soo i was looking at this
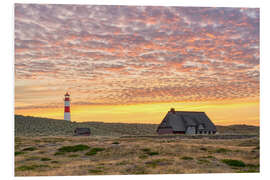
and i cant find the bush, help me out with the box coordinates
[40,158,51,161]
[141,148,159,156]
[147,151,159,156]
[197,159,210,164]
[139,154,148,159]
[57,144,90,153]
[200,147,207,151]
[181,156,193,160]
[16,164,49,171]
[88,169,103,173]
[246,164,259,169]
[221,159,246,167]
[22,147,37,151]
[112,141,119,144]
[200,155,215,159]
[54,151,65,156]
[215,148,231,153]
[15,151,25,156]
[92,147,105,152]
[85,147,105,156]
[141,148,151,152]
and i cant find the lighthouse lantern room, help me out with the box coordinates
[64,92,71,121]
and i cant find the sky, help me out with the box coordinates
[14,4,260,125]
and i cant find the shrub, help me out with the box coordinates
[51,161,59,164]
[16,164,49,171]
[139,154,148,159]
[15,151,25,156]
[215,148,231,153]
[200,155,215,159]
[85,147,105,156]
[57,144,90,152]
[200,147,207,151]
[40,158,51,161]
[141,148,151,152]
[221,159,246,167]
[141,148,159,156]
[112,141,119,144]
[26,156,41,161]
[116,160,129,165]
[246,164,259,169]
[197,159,210,164]
[85,150,97,156]
[92,147,105,152]
[54,152,65,156]
[88,169,103,173]
[181,156,193,160]
[147,151,159,156]
[22,147,37,151]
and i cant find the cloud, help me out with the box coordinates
[15,4,259,108]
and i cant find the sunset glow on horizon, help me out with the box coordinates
[15,4,259,125]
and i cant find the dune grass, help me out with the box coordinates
[57,144,90,153]
[15,136,260,176]
[85,147,105,156]
[221,159,246,167]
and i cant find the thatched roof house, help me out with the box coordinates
[157,108,216,135]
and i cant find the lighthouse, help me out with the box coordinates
[64,92,71,121]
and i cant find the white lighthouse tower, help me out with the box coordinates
[64,92,71,121]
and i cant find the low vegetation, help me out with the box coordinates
[15,136,260,176]
[145,159,171,168]
[57,144,90,153]
[15,151,25,156]
[181,156,194,160]
[15,115,259,136]
[16,164,49,171]
[88,169,103,174]
[214,148,232,153]
[22,147,37,151]
[14,116,260,176]
[141,148,159,156]
[221,159,246,167]
[40,158,51,161]
[85,147,105,156]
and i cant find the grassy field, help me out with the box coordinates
[15,136,259,176]
[15,115,259,136]
[14,115,260,176]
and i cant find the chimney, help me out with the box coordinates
[170,108,175,114]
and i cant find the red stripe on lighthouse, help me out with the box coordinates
[65,106,70,112]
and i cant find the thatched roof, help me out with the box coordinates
[157,110,216,132]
